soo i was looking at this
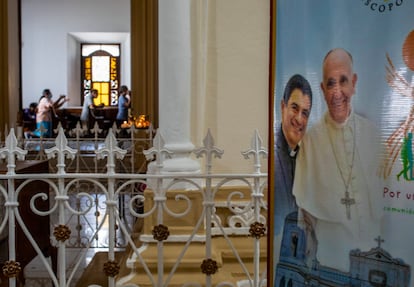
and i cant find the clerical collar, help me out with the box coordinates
[288,145,299,158]
[325,110,354,129]
[280,125,300,157]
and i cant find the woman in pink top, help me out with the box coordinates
[33,89,67,137]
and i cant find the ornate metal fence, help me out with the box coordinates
[0,127,268,287]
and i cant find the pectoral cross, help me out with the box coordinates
[341,191,355,220]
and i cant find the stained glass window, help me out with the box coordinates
[81,44,120,106]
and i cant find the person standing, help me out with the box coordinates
[33,89,67,138]
[80,89,99,130]
[116,85,131,127]
[292,48,382,271]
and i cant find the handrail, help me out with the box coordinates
[0,127,268,287]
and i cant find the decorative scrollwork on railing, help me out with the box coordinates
[0,129,27,172]
[226,189,253,215]
[161,179,203,218]
[211,206,222,227]
[129,192,152,218]
[249,221,266,239]
[143,131,172,171]
[194,129,224,173]
[53,224,71,242]
[163,193,193,218]
[258,181,269,210]
[152,224,170,241]
[228,207,266,229]
[241,129,268,174]
[2,260,21,278]
[103,260,120,277]
[0,128,268,287]
[63,178,107,215]
[116,179,148,219]
[11,178,57,217]
[96,129,127,174]
[0,184,8,235]
[200,258,218,275]
[45,126,77,174]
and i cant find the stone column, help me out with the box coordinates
[155,0,200,174]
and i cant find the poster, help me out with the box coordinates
[272,1,413,286]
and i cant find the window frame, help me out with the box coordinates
[80,43,121,107]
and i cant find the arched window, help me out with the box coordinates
[81,44,120,106]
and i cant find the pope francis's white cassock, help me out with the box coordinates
[293,111,382,271]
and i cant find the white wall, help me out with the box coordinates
[21,0,130,107]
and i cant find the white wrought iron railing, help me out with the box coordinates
[0,126,268,287]
[21,122,154,174]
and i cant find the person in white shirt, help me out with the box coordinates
[293,48,382,271]
[80,89,99,130]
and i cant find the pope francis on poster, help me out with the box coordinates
[292,48,383,272]
[274,1,414,286]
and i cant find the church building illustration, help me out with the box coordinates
[275,212,411,287]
